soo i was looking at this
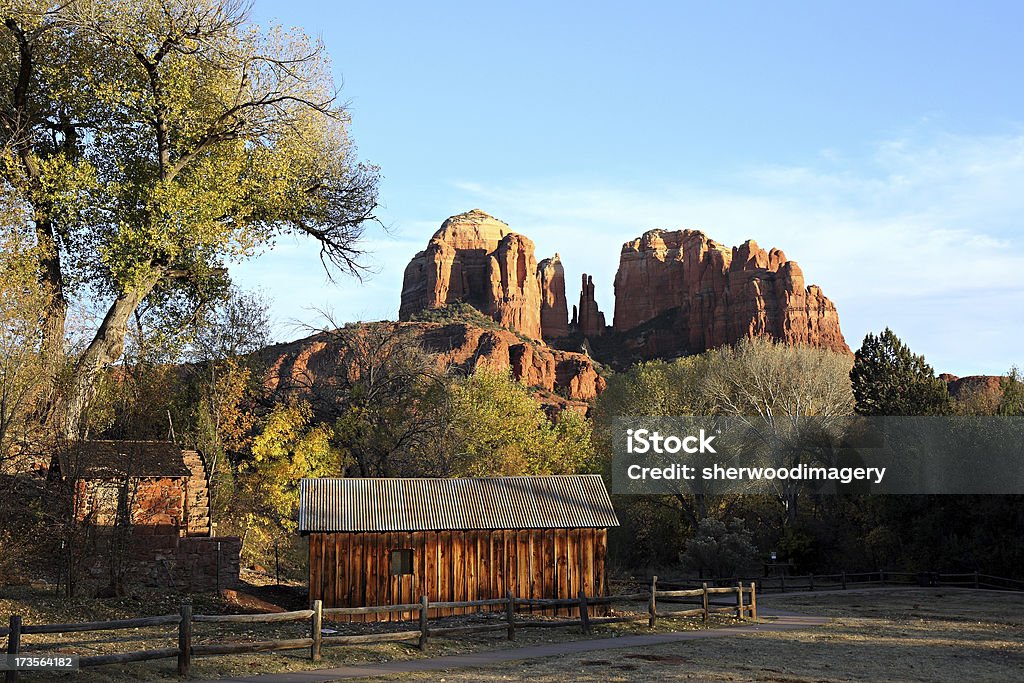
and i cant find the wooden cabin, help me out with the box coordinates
[300,475,619,620]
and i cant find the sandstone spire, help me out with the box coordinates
[538,254,569,339]
[576,273,606,338]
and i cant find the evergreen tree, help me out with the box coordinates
[850,328,952,416]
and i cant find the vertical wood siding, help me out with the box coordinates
[309,528,609,621]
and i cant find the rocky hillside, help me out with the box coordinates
[940,373,1006,412]
[259,318,605,413]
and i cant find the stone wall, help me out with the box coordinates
[129,534,241,592]
[85,531,241,593]
[74,476,187,536]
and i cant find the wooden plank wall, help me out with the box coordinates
[309,528,608,621]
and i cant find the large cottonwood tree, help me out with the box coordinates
[0,0,379,435]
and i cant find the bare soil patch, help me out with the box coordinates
[339,589,1023,683]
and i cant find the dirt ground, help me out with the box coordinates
[0,584,722,681]
[363,589,1024,683]
[2,587,1021,681]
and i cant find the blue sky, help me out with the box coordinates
[233,1,1024,376]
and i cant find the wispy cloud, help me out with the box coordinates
[450,130,1024,376]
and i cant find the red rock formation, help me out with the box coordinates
[941,374,1004,412]
[538,254,569,339]
[488,233,542,338]
[400,213,850,366]
[261,321,605,408]
[575,273,606,338]
[612,229,848,358]
[399,209,543,339]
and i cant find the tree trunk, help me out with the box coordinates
[6,17,74,428]
[784,486,799,528]
[59,275,162,438]
[37,226,68,377]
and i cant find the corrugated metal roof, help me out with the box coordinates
[298,475,619,532]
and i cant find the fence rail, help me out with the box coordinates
[2,579,753,681]
[5,568,1021,681]
[191,610,312,624]
[654,569,1024,594]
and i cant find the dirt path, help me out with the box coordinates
[191,610,827,683]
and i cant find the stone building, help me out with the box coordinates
[50,440,239,592]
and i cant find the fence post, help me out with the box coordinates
[578,590,590,634]
[311,599,322,662]
[842,571,847,590]
[974,571,980,590]
[505,590,515,640]
[177,604,192,677]
[879,569,885,584]
[701,582,709,624]
[736,582,745,620]
[648,575,658,629]
[808,574,814,591]
[5,615,22,683]
[274,540,280,586]
[780,574,785,593]
[418,595,429,650]
[749,582,757,622]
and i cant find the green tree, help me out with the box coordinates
[592,358,708,421]
[679,517,757,578]
[850,328,952,416]
[437,368,593,477]
[1,1,379,435]
[184,287,270,516]
[592,357,716,529]
[231,398,340,566]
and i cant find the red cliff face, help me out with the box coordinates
[612,229,849,358]
[399,210,543,340]
[537,254,570,339]
[400,213,850,377]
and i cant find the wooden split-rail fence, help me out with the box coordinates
[659,570,1024,594]
[2,578,754,681]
